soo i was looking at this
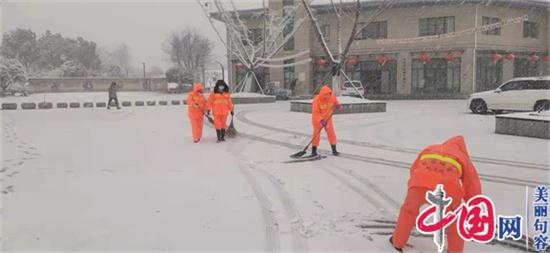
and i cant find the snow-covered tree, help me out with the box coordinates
[198,0,308,94]
[52,60,88,77]
[163,28,213,78]
[301,0,396,97]
[166,66,194,84]
[0,29,39,72]
[0,58,27,93]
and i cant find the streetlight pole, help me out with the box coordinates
[215,60,225,81]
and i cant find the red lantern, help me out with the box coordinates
[419,53,430,64]
[377,55,388,66]
[316,58,328,66]
[505,53,515,62]
[445,54,455,63]
[529,54,539,63]
[491,53,503,62]
[544,55,550,63]
[235,63,245,70]
[346,57,358,66]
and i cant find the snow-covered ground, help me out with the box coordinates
[1,99,548,252]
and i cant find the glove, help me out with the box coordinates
[231,110,234,116]
[320,119,327,127]
[334,104,343,110]
[206,110,211,116]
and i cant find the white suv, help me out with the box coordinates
[468,76,550,114]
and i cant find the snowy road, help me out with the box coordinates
[1,100,548,252]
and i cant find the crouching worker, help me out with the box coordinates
[187,83,207,143]
[311,85,342,156]
[207,80,233,142]
[390,135,481,253]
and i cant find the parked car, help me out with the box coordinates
[167,82,179,93]
[341,80,364,97]
[274,88,292,100]
[468,76,550,114]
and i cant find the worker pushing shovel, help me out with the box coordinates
[290,85,342,160]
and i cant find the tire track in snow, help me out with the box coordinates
[237,110,549,171]
[251,165,309,252]
[225,138,281,252]
[235,128,546,188]
[236,111,548,187]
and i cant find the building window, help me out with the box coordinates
[282,0,294,6]
[283,8,295,51]
[412,58,461,93]
[523,21,538,38]
[252,67,269,92]
[482,17,501,35]
[356,21,387,40]
[361,60,397,94]
[313,60,331,92]
[476,57,502,92]
[234,61,246,86]
[320,25,330,41]
[248,28,263,45]
[419,16,455,36]
[514,58,541,77]
[284,59,295,89]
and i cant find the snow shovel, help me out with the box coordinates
[225,114,238,138]
[290,112,334,158]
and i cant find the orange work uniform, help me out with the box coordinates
[187,83,207,142]
[207,92,233,130]
[392,135,481,253]
[311,86,340,147]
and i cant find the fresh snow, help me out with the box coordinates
[294,95,383,104]
[231,92,275,98]
[1,99,546,252]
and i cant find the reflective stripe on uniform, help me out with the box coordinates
[420,153,462,176]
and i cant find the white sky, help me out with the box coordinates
[0,0,265,71]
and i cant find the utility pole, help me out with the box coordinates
[472,4,479,93]
[142,62,146,80]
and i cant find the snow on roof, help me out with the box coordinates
[214,0,549,20]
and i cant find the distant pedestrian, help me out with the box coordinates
[107,82,120,110]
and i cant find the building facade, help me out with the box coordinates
[226,0,550,98]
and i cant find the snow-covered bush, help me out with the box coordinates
[0,58,27,95]
[52,60,88,77]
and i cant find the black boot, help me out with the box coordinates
[216,130,222,142]
[221,129,226,141]
[331,144,339,156]
[389,236,402,252]
[311,146,318,156]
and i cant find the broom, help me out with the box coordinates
[225,113,238,138]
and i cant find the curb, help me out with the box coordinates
[38,102,53,109]
[2,103,18,110]
[21,102,37,110]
